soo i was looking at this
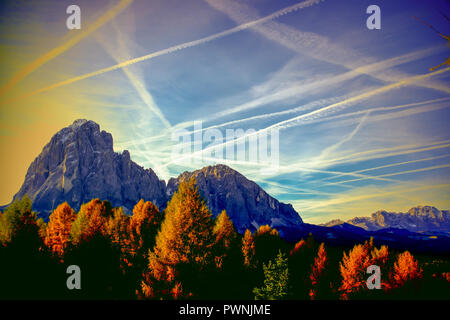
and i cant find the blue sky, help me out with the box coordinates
[0,0,449,223]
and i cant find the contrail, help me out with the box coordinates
[181,153,401,184]
[2,0,322,104]
[205,0,449,94]
[320,154,450,182]
[322,164,450,186]
[270,67,450,132]
[267,142,450,180]
[160,67,450,168]
[203,46,447,122]
[0,0,133,97]
[257,179,336,196]
[96,22,171,128]
[298,183,450,211]
[316,140,450,168]
[165,96,449,151]
[317,111,370,162]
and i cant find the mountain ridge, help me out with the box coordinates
[6,119,304,238]
[4,119,449,247]
[321,206,450,234]
[167,164,303,234]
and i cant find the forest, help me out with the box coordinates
[0,178,449,300]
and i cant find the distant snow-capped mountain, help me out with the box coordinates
[321,206,450,234]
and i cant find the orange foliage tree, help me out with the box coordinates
[339,243,371,298]
[254,224,279,237]
[242,229,256,268]
[309,243,328,299]
[339,238,394,298]
[129,199,162,258]
[70,199,110,244]
[106,207,129,247]
[392,251,422,287]
[213,210,237,269]
[140,178,214,299]
[45,202,76,256]
[370,245,389,267]
[253,225,282,263]
[105,207,131,268]
[290,239,306,256]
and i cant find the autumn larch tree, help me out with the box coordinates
[242,229,256,268]
[339,238,393,299]
[105,207,131,268]
[339,243,370,299]
[140,178,214,299]
[309,242,328,300]
[253,225,283,263]
[290,239,306,256]
[67,199,123,299]
[288,235,318,299]
[45,202,76,257]
[392,251,422,288]
[70,199,110,245]
[129,199,162,260]
[213,210,237,269]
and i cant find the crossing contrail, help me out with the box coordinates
[160,67,450,168]
[2,0,322,104]
[0,0,133,97]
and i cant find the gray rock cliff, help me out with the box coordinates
[166,164,303,234]
[13,119,167,215]
[11,120,303,238]
[322,206,450,233]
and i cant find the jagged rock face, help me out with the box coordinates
[166,164,303,234]
[13,119,167,215]
[12,119,304,238]
[342,206,450,233]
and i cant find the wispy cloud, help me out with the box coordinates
[322,164,450,186]
[297,183,450,212]
[0,0,133,97]
[96,20,171,129]
[204,0,449,94]
[320,154,450,181]
[296,181,450,223]
[2,0,323,105]
[160,67,450,169]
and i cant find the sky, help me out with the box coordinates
[0,0,449,223]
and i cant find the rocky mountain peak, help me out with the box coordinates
[9,120,303,239]
[13,120,166,215]
[167,164,303,235]
[407,205,441,217]
[324,206,450,233]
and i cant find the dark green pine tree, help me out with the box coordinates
[253,250,290,300]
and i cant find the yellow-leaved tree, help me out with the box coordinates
[213,210,237,269]
[129,199,162,259]
[140,178,214,299]
[242,229,256,268]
